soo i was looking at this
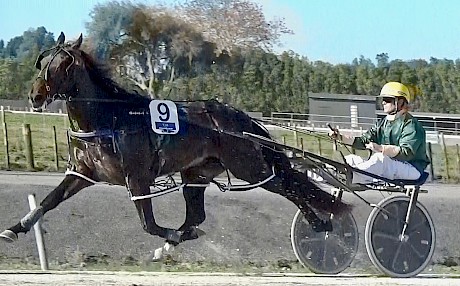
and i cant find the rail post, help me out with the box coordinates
[427,142,434,182]
[22,124,34,170]
[293,126,298,147]
[456,144,460,180]
[28,194,48,270]
[1,106,10,169]
[441,133,450,181]
[52,126,59,171]
[317,137,322,156]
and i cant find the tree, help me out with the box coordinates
[86,1,137,60]
[17,27,55,59]
[110,7,207,98]
[376,53,389,69]
[0,40,4,58]
[178,0,292,55]
[353,56,375,95]
[4,36,23,58]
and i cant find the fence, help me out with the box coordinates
[269,112,460,137]
[1,108,460,182]
[0,107,68,171]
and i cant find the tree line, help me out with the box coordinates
[0,0,459,115]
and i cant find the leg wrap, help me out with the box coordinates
[20,207,44,231]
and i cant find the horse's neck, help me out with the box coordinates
[67,82,114,132]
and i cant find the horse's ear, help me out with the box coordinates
[72,33,83,49]
[57,32,65,46]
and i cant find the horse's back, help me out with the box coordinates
[177,100,255,133]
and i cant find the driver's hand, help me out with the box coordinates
[328,129,341,141]
[365,142,382,152]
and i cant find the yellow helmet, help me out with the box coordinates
[379,82,414,103]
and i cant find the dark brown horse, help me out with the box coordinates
[0,32,349,258]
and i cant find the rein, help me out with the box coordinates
[67,96,133,103]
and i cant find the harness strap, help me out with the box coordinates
[65,167,276,201]
[68,129,114,138]
[65,169,101,185]
[215,172,276,192]
[129,183,210,201]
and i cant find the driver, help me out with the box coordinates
[329,82,430,184]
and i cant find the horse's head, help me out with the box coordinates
[29,32,84,111]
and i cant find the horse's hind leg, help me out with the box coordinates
[0,174,93,242]
[220,142,333,232]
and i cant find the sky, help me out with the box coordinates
[1,0,460,64]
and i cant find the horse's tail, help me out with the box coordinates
[250,118,352,215]
[285,166,352,215]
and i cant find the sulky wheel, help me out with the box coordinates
[365,195,436,278]
[290,208,359,274]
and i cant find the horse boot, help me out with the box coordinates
[150,242,176,262]
[150,229,181,262]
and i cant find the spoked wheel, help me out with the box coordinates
[365,195,436,278]
[290,208,359,274]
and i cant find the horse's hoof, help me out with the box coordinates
[0,230,18,243]
[194,227,206,237]
[180,227,206,242]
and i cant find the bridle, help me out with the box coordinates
[34,43,76,103]
[34,45,132,105]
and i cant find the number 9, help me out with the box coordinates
[157,103,170,121]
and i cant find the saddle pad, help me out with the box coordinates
[149,100,179,134]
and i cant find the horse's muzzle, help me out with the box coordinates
[29,93,46,112]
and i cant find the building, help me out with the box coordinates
[308,93,377,129]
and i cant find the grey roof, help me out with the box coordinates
[309,92,375,101]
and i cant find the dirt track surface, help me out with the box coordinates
[1,171,460,279]
[1,271,460,286]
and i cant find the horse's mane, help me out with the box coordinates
[78,50,150,105]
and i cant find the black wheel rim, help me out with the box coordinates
[292,211,358,274]
[369,200,434,275]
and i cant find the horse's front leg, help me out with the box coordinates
[178,186,207,242]
[132,195,182,243]
[132,189,183,262]
[129,178,183,247]
[177,161,224,243]
[0,174,93,242]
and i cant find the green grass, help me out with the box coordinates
[1,250,459,275]
[0,111,458,182]
[0,111,69,172]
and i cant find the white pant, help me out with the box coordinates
[345,153,421,184]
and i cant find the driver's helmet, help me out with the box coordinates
[379,82,414,103]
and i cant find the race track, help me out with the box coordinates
[1,271,460,286]
[0,171,460,285]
